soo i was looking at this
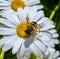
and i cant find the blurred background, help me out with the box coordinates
[0,0,60,59]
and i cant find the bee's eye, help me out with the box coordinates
[31,22,37,27]
[31,23,35,26]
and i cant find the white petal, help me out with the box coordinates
[30,10,44,22]
[53,33,59,38]
[2,13,20,25]
[0,18,16,28]
[57,57,60,59]
[1,8,14,15]
[40,25,55,30]
[29,5,44,10]
[2,35,18,52]
[40,35,51,42]
[49,42,55,47]
[17,8,26,22]
[19,42,26,56]
[48,29,57,34]
[0,0,10,4]
[19,41,31,57]
[37,17,49,24]
[34,40,47,52]
[30,43,40,57]
[37,31,52,39]
[0,9,7,14]
[36,34,51,42]
[28,7,37,20]
[0,27,16,35]
[12,38,23,54]
[0,3,9,6]
[0,7,10,9]
[23,7,30,15]
[40,20,53,26]
[33,5,44,9]
[36,35,53,47]
[47,47,55,54]
[24,48,31,57]
[25,0,40,6]
[50,39,59,45]
[0,36,15,45]
[36,10,44,21]
[45,50,49,55]
[53,51,60,58]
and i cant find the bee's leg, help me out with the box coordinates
[37,25,43,29]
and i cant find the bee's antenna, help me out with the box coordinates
[26,14,30,23]
[26,17,29,23]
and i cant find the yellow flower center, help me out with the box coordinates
[11,0,25,11]
[16,22,36,38]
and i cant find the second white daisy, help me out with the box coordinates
[0,0,43,14]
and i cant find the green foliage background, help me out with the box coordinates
[0,0,60,59]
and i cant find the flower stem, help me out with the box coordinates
[0,46,4,59]
[49,4,60,20]
[0,51,4,59]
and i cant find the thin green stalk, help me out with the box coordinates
[0,51,4,59]
[0,46,4,59]
[49,4,59,20]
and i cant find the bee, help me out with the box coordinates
[25,22,37,35]
[25,18,42,36]
[24,17,52,39]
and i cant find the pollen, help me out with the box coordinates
[16,22,28,38]
[11,0,25,11]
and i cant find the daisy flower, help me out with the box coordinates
[44,48,60,59]
[0,7,59,58]
[0,0,43,14]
